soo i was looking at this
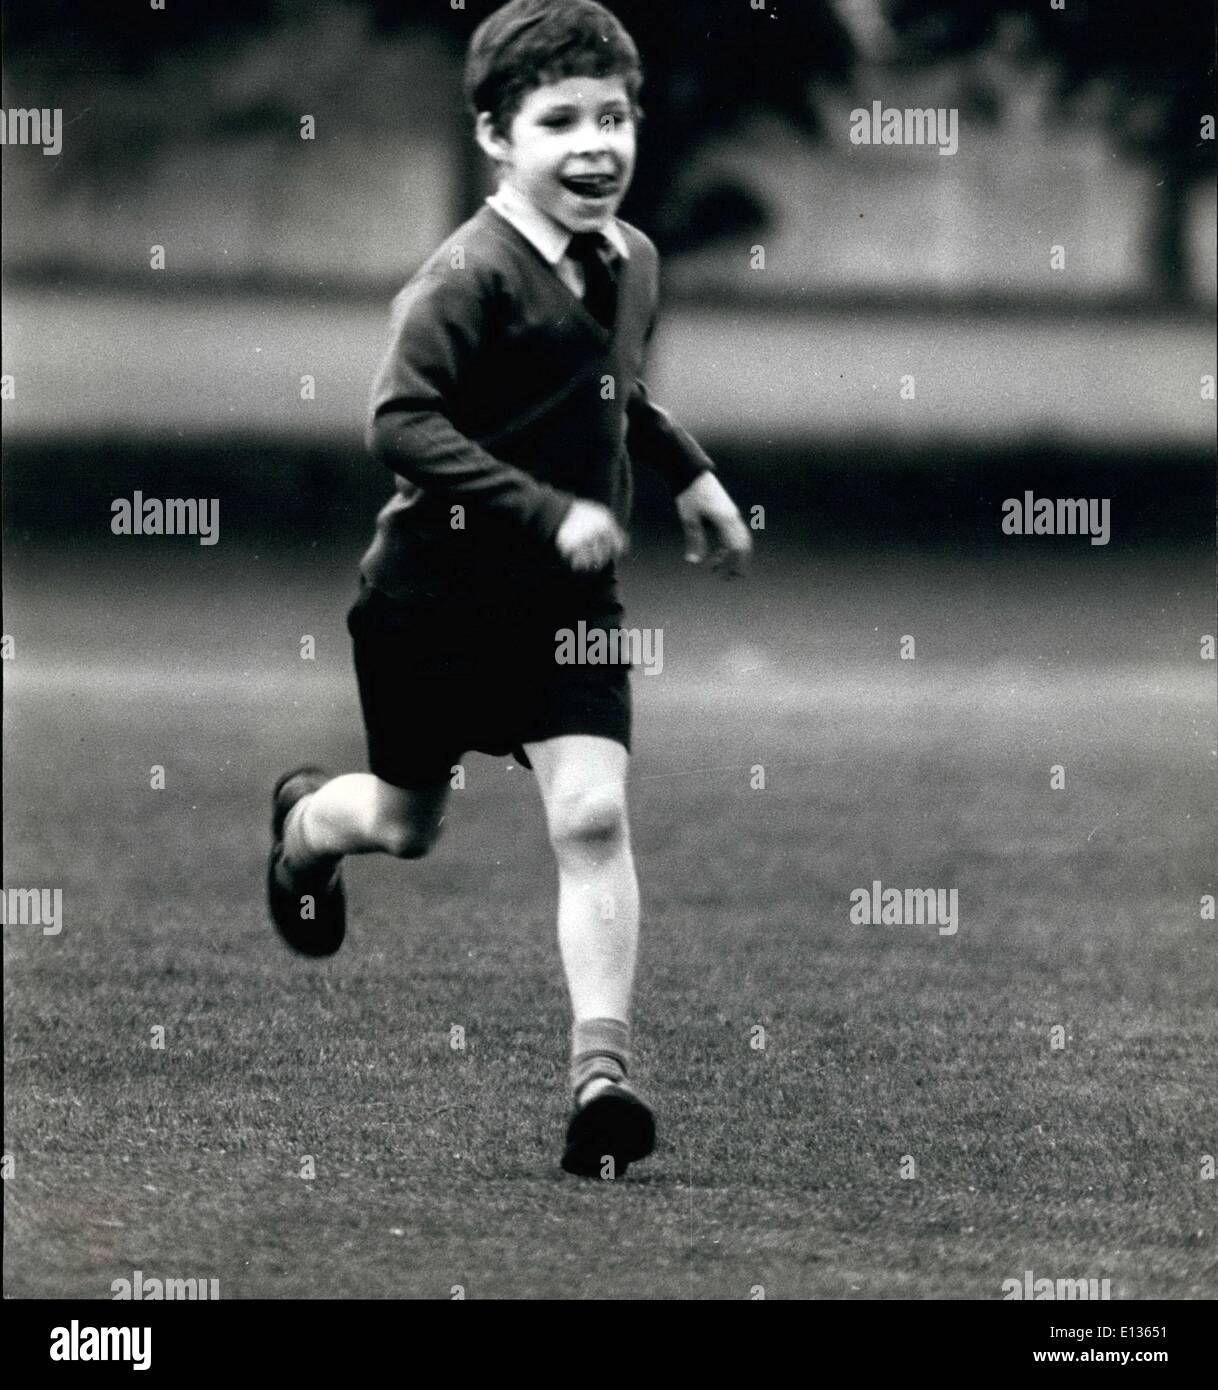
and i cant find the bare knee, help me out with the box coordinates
[548,788,627,862]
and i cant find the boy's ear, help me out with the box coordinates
[474,111,509,163]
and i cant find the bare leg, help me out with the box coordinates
[285,773,450,868]
[525,732,641,1118]
[524,735,638,1023]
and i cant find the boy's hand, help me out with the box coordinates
[555,499,629,573]
[675,472,752,577]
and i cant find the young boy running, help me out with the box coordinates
[267,0,751,1178]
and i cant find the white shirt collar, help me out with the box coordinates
[487,181,630,265]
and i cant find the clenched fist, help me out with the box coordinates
[555,499,628,573]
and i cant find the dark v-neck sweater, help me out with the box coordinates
[362,202,714,602]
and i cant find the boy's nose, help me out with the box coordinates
[572,121,613,154]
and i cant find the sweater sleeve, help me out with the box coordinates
[625,306,715,498]
[366,268,575,543]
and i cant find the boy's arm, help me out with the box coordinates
[626,310,752,576]
[624,375,716,498]
[367,269,575,543]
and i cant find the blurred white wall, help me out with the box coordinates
[2,287,1211,450]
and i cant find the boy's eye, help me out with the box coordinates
[538,112,630,131]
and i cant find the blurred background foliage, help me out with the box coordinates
[3,0,1214,303]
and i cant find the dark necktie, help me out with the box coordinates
[566,231,618,331]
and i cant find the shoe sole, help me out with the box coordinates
[266,848,346,957]
[268,767,346,957]
[561,1088,656,1178]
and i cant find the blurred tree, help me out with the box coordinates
[885,0,1217,302]
[0,0,279,77]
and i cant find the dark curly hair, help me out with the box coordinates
[465,0,644,138]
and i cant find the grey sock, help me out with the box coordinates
[570,1017,631,1100]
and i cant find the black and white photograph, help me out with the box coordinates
[2,0,1215,1344]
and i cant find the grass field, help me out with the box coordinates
[3,540,1216,1299]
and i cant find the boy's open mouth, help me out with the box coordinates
[560,173,617,199]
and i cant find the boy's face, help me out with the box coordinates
[481,75,637,234]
